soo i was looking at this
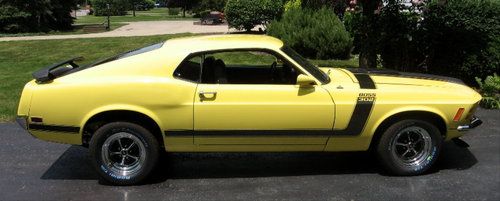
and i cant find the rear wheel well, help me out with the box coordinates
[369,111,447,151]
[82,110,163,147]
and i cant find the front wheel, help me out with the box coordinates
[376,119,442,175]
[89,122,159,185]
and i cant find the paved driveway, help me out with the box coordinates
[0,109,498,201]
[0,21,232,41]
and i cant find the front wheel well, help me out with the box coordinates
[82,110,163,147]
[369,111,447,151]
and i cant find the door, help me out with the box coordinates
[193,49,335,145]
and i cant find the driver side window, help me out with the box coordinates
[201,50,299,85]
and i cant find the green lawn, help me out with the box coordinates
[310,56,359,68]
[0,23,127,37]
[75,8,195,24]
[0,33,358,121]
[0,8,192,37]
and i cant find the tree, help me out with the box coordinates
[91,0,129,16]
[225,0,283,31]
[197,0,227,12]
[166,0,200,17]
[131,0,140,16]
[128,0,154,16]
[0,0,77,33]
[301,0,349,19]
[376,0,423,72]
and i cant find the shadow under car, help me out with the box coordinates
[40,141,478,183]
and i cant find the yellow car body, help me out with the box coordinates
[17,34,482,153]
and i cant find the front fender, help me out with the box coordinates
[368,105,450,139]
[325,105,450,152]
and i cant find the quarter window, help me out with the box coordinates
[174,55,202,82]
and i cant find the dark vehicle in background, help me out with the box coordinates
[201,11,225,25]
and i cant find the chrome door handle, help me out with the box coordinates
[199,91,217,99]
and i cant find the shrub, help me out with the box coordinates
[91,0,129,16]
[419,0,500,84]
[284,0,301,12]
[0,0,77,33]
[267,7,352,59]
[225,0,283,31]
[168,7,181,15]
[475,74,500,109]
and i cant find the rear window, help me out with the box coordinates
[57,42,164,78]
[88,42,164,67]
[115,42,164,60]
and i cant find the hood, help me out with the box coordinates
[319,67,481,104]
[341,68,465,87]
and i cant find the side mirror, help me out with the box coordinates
[296,74,317,86]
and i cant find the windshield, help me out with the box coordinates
[281,46,330,84]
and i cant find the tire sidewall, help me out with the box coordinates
[89,122,159,185]
[377,120,442,175]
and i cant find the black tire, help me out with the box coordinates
[89,122,159,185]
[376,119,442,175]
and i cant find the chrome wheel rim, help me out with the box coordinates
[391,126,432,167]
[101,132,146,177]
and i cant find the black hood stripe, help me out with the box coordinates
[343,68,465,85]
[353,74,376,89]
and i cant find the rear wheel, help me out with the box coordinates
[89,122,159,185]
[376,119,442,175]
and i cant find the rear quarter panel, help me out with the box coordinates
[26,50,194,145]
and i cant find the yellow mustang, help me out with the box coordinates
[17,35,482,185]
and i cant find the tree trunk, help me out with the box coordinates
[183,3,186,18]
[133,5,136,17]
[358,0,381,69]
[359,50,377,69]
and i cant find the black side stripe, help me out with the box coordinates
[165,130,332,137]
[164,94,376,137]
[353,74,376,89]
[332,95,375,135]
[29,124,80,134]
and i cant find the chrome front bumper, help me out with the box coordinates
[457,116,483,131]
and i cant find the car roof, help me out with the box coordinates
[162,34,284,53]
